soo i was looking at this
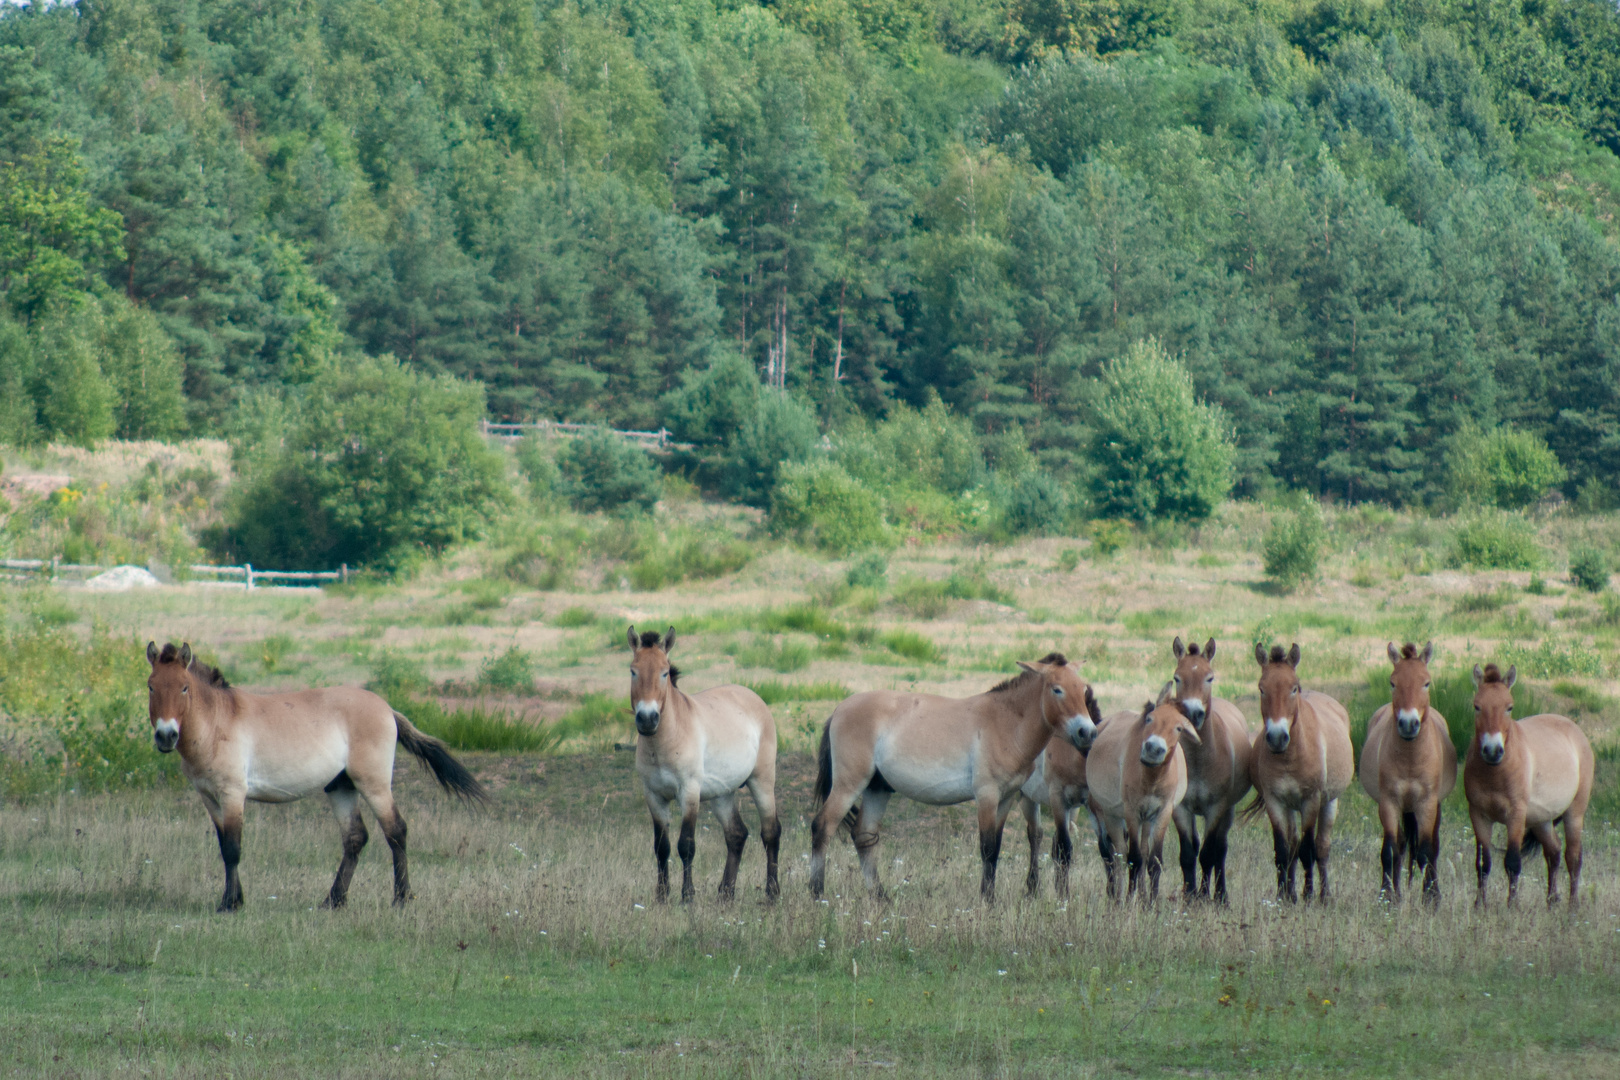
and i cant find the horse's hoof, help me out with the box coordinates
[320,896,345,910]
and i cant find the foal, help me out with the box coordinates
[628,627,780,903]
[1086,693,1203,902]
[1465,664,1594,908]
[1017,726,1098,898]
[1246,643,1354,903]
[1360,642,1456,904]
[148,642,485,912]
[1166,637,1252,901]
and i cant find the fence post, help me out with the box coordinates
[50,556,59,582]
[340,563,349,585]
[244,563,254,591]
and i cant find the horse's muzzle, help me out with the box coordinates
[1139,735,1169,766]
[1181,699,1207,729]
[1479,734,1506,765]
[634,707,661,737]
[1264,723,1290,754]
[153,731,178,753]
[1396,709,1422,740]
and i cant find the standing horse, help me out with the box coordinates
[1086,694,1202,902]
[1166,637,1252,901]
[811,654,1101,903]
[1245,643,1354,903]
[1465,663,1594,908]
[1017,727,1098,899]
[1360,642,1457,904]
[628,627,780,904]
[147,642,485,912]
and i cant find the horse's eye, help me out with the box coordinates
[1204,675,1214,683]
[661,671,669,680]
[1052,687,1064,696]
[181,686,188,694]
[630,668,637,677]
[1423,682,1430,690]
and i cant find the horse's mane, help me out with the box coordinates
[1398,642,1420,660]
[157,642,231,689]
[1266,645,1288,664]
[636,631,680,686]
[1185,641,1206,657]
[1480,663,1504,684]
[990,652,1068,693]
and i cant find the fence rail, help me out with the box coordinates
[0,558,349,590]
[480,418,692,451]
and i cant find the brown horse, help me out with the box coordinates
[811,654,1101,902]
[1017,730,1096,898]
[628,627,780,904]
[1465,663,1594,908]
[1086,693,1202,902]
[1360,642,1457,904]
[147,642,485,912]
[1245,643,1354,903]
[1167,636,1252,901]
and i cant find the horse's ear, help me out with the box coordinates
[1254,641,1268,668]
[1472,664,1484,688]
[146,641,158,666]
[1504,665,1517,689]
[1085,685,1103,725]
[1172,636,1185,660]
[1178,719,1203,746]
[1287,643,1300,669]
[627,626,639,651]
[1016,660,1040,674]
[1204,638,1217,662]
[662,626,676,653]
[1420,641,1434,666]
[179,642,193,668]
[1154,680,1174,706]
[1140,701,1155,724]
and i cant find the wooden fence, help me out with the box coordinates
[479,418,692,451]
[0,559,350,590]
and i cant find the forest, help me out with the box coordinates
[4,0,1620,523]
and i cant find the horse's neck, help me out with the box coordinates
[994,681,1052,757]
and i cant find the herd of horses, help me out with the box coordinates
[143,629,1596,914]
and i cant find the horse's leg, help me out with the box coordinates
[1530,821,1561,906]
[1265,799,1296,903]
[1147,810,1175,904]
[645,791,673,903]
[1089,807,1119,901]
[854,787,892,900]
[1125,830,1144,901]
[677,789,701,904]
[1503,817,1527,907]
[1172,803,1199,899]
[711,794,746,903]
[1564,814,1584,911]
[1418,800,1442,907]
[1050,800,1074,900]
[1308,795,1337,902]
[744,772,780,903]
[321,774,368,910]
[212,793,246,913]
[1377,798,1402,902]
[1020,796,1042,898]
[1200,805,1235,903]
[976,791,1013,904]
[1470,809,1493,908]
[810,775,866,901]
[353,777,411,907]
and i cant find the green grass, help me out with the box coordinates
[879,630,942,664]
[733,636,814,673]
[741,680,851,705]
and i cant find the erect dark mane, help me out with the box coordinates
[156,642,231,688]
[1480,663,1504,684]
[1399,642,1419,660]
[1268,645,1287,664]
[989,653,1069,694]
[639,630,663,648]
[1186,641,1204,657]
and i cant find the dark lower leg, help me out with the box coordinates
[1200,826,1230,901]
[1299,830,1318,901]
[1176,820,1199,897]
[215,819,244,912]
[653,822,671,903]
[1504,843,1522,905]
[979,824,1004,903]
[1147,841,1164,902]
[1272,828,1291,901]
[1126,840,1143,899]
[381,812,410,906]
[1097,828,1118,900]
[1380,833,1399,900]
[323,813,369,909]
[1024,809,1042,897]
[678,818,697,903]
[1052,820,1074,898]
[718,812,748,902]
[1474,839,1492,906]
[761,816,781,902]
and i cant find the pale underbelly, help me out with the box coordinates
[873,754,978,806]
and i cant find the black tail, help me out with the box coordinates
[394,712,489,803]
[1237,791,1267,826]
[814,722,859,835]
[1402,811,1420,881]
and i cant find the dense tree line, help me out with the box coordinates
[3,0,1620,509]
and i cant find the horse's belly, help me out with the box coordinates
[873,754,976,806]
[699,740,758,799]
[245,742,347,803]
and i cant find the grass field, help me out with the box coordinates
[3,498,1620,1076]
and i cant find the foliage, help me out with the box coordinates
[214,357,508,570]
[1446,425,1569,510]
[723,391,820,506]
[880,629,943,663]
[846,552,889,589]
[478,647,536,693]
[770,460,889,555]
[1499,640,1605,679]
[1448,514,1544,570]
[741,680,851,704]
[1087,340,1233,523]
[1087,519,1131,557]
[997,469,1071,535]
[1568,546,1611,593]
[556,429,662,515]
[1262,495,1326,592]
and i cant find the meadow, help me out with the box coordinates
[2,485,1620,1076]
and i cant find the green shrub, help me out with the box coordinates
[626,527,754,589]
[1445,424,1567,510]
[369,652,433,699]
[557,427,663,514]
[999,470,1070,535]
[216,356,508,570]
[514,433,564,507]
[1087,519,1131,557]
[1087,339,1234,523]
[1449,514,1543,570]
[1262,495,1325,591]
[555,606,598,628]
[1499,640,1604,679]
[724,390,819,506]
[663,351,760,449]
[742,680,851,704]
[836,394,986,496]
[893,576,951,618]
[881,629,943,663]
[97,296,188,440]
[770,460,889,555]
[478,646,536,692]
[735,636,814,673]
[1568,546,1610,593]
[846,552,889,589]
[944,564,1012,605]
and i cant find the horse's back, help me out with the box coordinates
[1519,714,1594,823]
[690,684,776,742]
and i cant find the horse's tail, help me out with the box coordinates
[394,712,489,804]
[813,721,862,838]
[1237,790,1267,826]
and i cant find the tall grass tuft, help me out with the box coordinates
[742,680,851,705]
[880,630,943,663]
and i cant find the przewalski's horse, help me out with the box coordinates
[1465,663,1594,909]
[811,654,1100,903]
[1244,643,1354,903]
[1166,636,1252,902]
[1017,725,1099,899]
[1086,693,1202,902]
[147,642,485,913]
[628,627,780,904]
[1360,642,1457,904]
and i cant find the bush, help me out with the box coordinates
[556,427,663,514]
[1445,424,1567,510]
[215,356,509,570]
[1263,495,1325,591]
[742,680,851,704]
[1568,546,1610,593]
[663,351,760,448]
[770,460,889,555]
[880,629,943,663]
[1088,339,1234,523]
[837,394,986,496]
[846,552,889,589]
[1449,514,1543,570]
[626,525,754,589]
[724,390,819,505]
[477,647,536,692]
[1499,639,1604,679]
[96,297,188,440]
[999,470,1070,535]
[1087,519,1131,557]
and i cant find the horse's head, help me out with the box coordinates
[1016,653,1103,752]
[1471,662,1518,766]
[1387,641,1434,740]
[1170,636,1218,729]
[627,625,678,737]
[1255,641,1303,753]
[1136,693,1201,768]
[146,641,197,753]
